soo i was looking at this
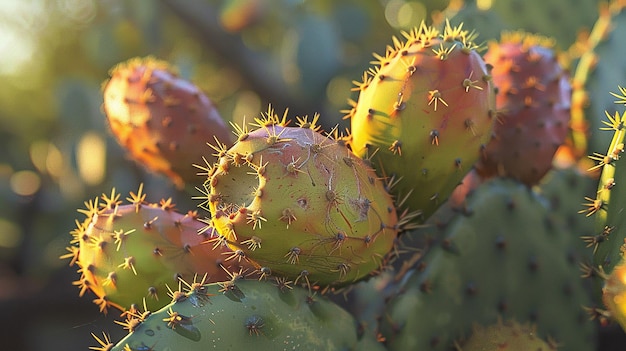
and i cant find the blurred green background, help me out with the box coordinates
[0,0,611,349]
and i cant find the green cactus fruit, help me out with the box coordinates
[102,278,385,351]
[345,20,496,223]
[102,56,233,189]
[380,178,595,351]
[475,31,571,186]
[62,185,258,313]
[200,109,399,287]
[456,319,557,351]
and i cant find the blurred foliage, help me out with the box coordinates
[0,0,614,349]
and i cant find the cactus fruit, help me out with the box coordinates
[102,57,233,189]
[577,86,626,330]
[456,319,557,351]
[106,278,385,351]
[201,109,399,286]
[345,21,496,223]
[62,185,257,313]
[475,31,571,186]
[379,178,595,351]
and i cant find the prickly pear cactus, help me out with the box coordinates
[379,178,595,351]
[62,186,257,312]
[345,21,496,222]
[582,87,626,275]
[201,109,399,286]
[476,31,571,186]
[101,278,385,351]
[102,56,233,188]
[579,86,626,330]
[456,319,557,351]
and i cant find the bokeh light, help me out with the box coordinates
[9,170,41,196]
[76,131,106,186]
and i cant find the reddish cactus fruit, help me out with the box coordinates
[346,21,496,223]
[201,108,399,286]
[63,185,257,313]
[476,31,571,186]
[102,57,233,188]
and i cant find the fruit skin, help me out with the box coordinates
[102,56,233,188]
[346,21,496,223]
[476,31,571,186]
[202,111,399,286]
[457,319,557,351]
[379,178,594,351]
[107,278,385,351]
[62,186,257,313]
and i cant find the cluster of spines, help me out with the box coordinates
[342,20,484,122]
[63,186,152,312]
[578,86,626,328]
[579,87,625,249]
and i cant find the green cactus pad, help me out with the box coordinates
[201,111,399,286]
[62,186,257,313]
[380,178,595,351]
[106,278,385,351]
[581,87,626,275]
[346,20,496,223]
